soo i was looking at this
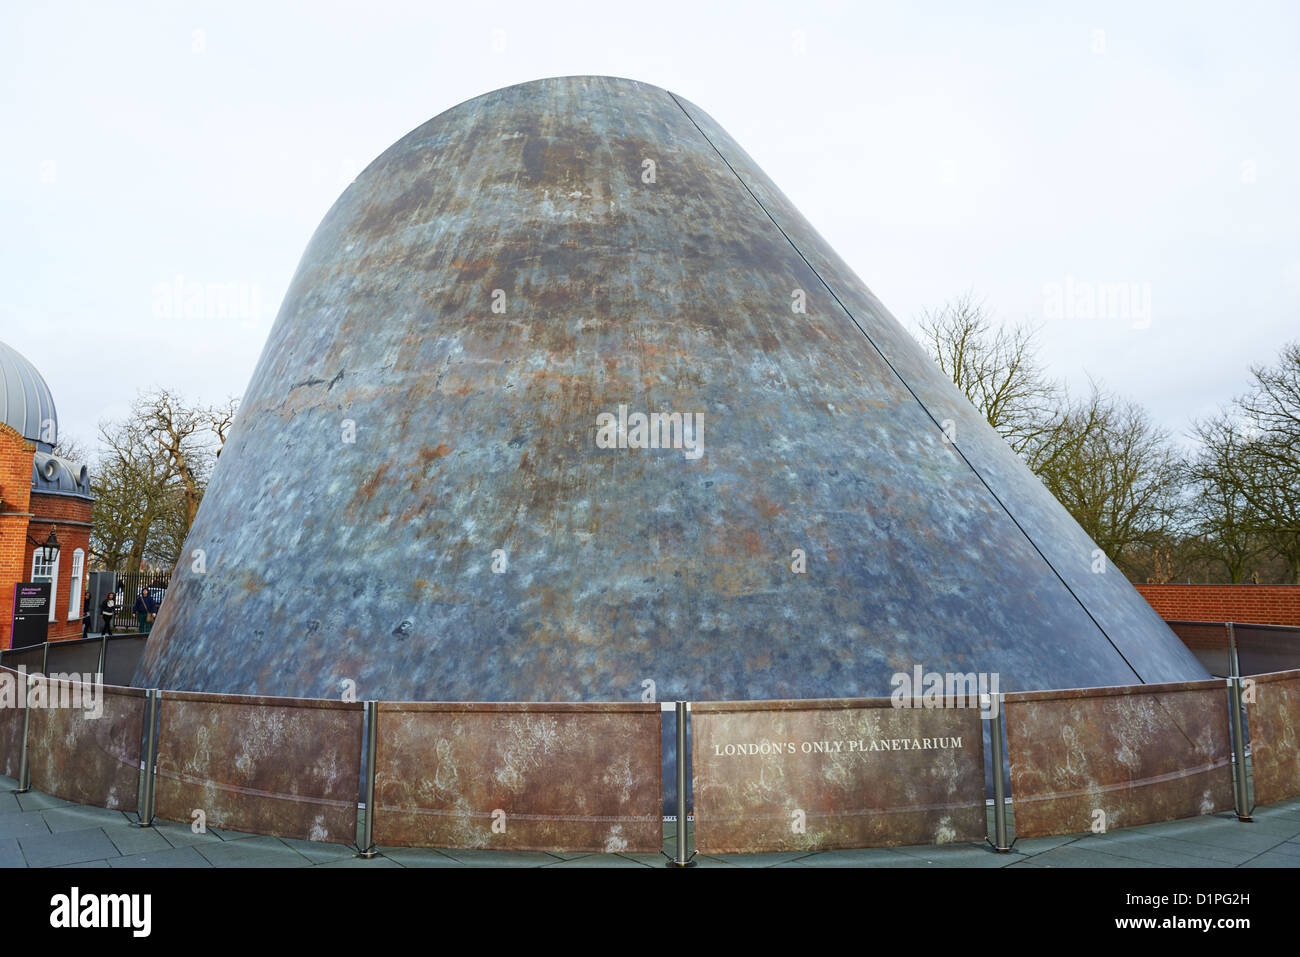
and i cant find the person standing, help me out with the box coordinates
[133,588,156,633]
[99,590,115,637]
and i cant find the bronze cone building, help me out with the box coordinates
[136,76,1207,701]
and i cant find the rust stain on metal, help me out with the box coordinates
[372,701,661,853]
[691,697,986,853]
[25,678,145,811]
[154,691,364,843]
[1003,679,1234,838]
[1243,668,1300,805]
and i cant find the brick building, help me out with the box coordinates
[0,341,94,648]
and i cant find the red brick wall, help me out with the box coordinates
[0,424,96,647]
[0,424,35,650]
[27,489,94,642]
[1135,584,1300,627]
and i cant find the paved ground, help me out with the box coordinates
[3,774,1298,868]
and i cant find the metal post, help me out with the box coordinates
[1226,624,1253,822]
[97,634,107,680]
[40,642,48,677]
[133,689,159,827]
[666,701,695,867]
[13,669,31,794]
[988,693,1011,852]
[356,700,379,857]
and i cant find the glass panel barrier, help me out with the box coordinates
[43,637,103,677]
[103,635,147,687]
[1234,625,1300,677]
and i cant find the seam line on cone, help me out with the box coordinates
[666,89,1145,684]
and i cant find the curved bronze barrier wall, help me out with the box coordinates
[0,667,25,778]
[0,665,1289,855]
[691,698,986,854]
[1244,669,1300,806]
[154,692,364,845]
[373,702,662,854]
[27,679,145,812]
[1004,679,1234,838]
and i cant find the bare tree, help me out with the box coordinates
[915,292,1059,454]
[90,416,174,573]
[89,388,239,573]
[1234,342,1300,581]
[137,389,212,532]
[1029,384,1184,575]
[208,396,240,455]
[1186,414,1269,582]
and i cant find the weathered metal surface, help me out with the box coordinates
[672,93,1204,686]
[137,76,1207,713]
[1243,668,1300,805]
[1003,679,1233,838]
[692,698,985,852]
[0,666,26,778]
[26,678,144,810]
[154,691,363,843]
[373,701,661,852]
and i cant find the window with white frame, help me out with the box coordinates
[68,548,84,621]
[32,549,60,622]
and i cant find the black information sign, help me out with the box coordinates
[11,582,51,649]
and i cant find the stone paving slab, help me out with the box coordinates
[42,805,133,833]
[313,855,403,868]
[1074,838,1248,869]
[193,835,313,868]
[1015,844,1166,868]
[0,813,51,842]
[1241,849,1300,867]
[375,847,465,868]
[701,851,812,867]
[109,845,213,868]
[0,792,24,816]
[432,848,567,867]
[151,819,229,848]
[0,838,25,867]
[14,791,72,813]
[541,853,651,867]
[18,826,121,868]
[278,836,359,864]
[103,822,172,857]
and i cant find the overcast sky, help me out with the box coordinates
[3,0,1297,459]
